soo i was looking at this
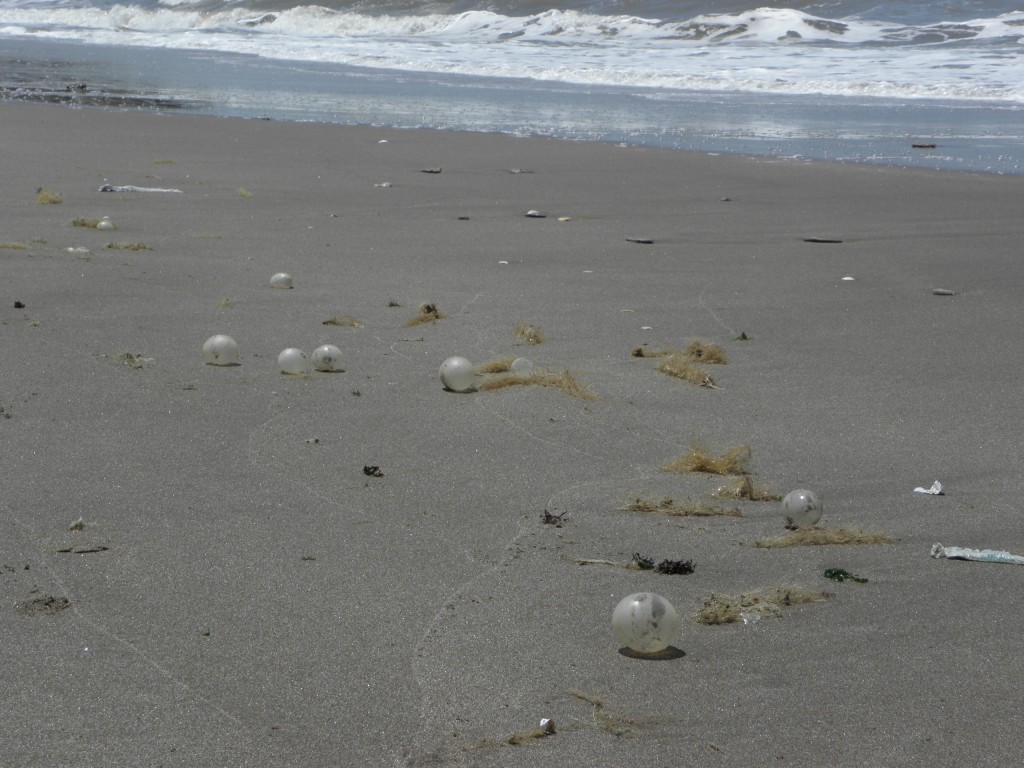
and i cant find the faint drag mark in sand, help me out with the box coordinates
[401,471,658,766]
[2,506,251,735]
[244,412,373,524]
[698,285,737,338]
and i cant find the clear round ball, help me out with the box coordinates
[96,217,115,231]
[510,357,535,376]
[202,334,239,366]
[311,344,342,372]
[278,347,307,375]
[270,272,293,289]
[612,592,679,654]
[782,489,822,528]
[439,356,475,392]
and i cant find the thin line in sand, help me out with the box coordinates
[698,285,737,337]
[2,508,248,732]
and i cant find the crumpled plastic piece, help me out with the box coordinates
[914,481,944,495]
[931,543,1024,565]
[99,184,182,193]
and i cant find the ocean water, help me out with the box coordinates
[2,0,1023,172]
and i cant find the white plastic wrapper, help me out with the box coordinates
[99,184,182,193]
[914,481,944,495]
[931,543,1024,566]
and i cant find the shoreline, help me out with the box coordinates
[3,35,1023,176]
[4,100,1024,766]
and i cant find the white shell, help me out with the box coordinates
[311,344,342,372]
[782,489,823,528]
[202,334,239,366]
[278,347,307,374]
[510,357,534,376]
[439,356,475,392]
[270,272,293,289]
[612,592,679,654]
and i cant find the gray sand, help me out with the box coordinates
[3,102,1023,766]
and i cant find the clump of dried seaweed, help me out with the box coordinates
[36,187,62,204]
[697,586,830,625]
[477,369,597,400]
[323,315,364,327]
[71,218,104,228]
[540,510,565,527]
[113,352,152,369]
[515,323,544,345]
[568,553,694,575]
[662,443,752,475]
[622,496,742,517]
[404,302,445,327]
[656,354,717,388]
[105,242,152,251]
[712,475,782,501]
[655,558,695,575]
[684,338,728,364]
[476,357,515,374]
[631,346,673,358]
[631,554,695,575]
[754,528,893,548]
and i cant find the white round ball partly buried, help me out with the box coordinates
[782,489,822,528]
[278,347,307,375]
[612,592,679,655]
[510,357,535,376]
[96,217,115,231]
[270,272,293,289]
[312,344,342,372]
[439,356,475,392]
[202,334,239,366]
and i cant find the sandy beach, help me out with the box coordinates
[3,101,1023,766]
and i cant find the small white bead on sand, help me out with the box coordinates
[270,273,293,289]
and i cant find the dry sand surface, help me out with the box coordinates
[2,101,1024,766]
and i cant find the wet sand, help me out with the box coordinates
[3,101,1023,766]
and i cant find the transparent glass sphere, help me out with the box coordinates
[612,592,679,654]
[439,356,475,392]
[511,357,535,376]
[278,347,307,375]
[782,489,822,528]
[202,334,239,366]
[270,272,293,289]
[311,344,342,372]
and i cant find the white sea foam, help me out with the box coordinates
[2,3,1023,102]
